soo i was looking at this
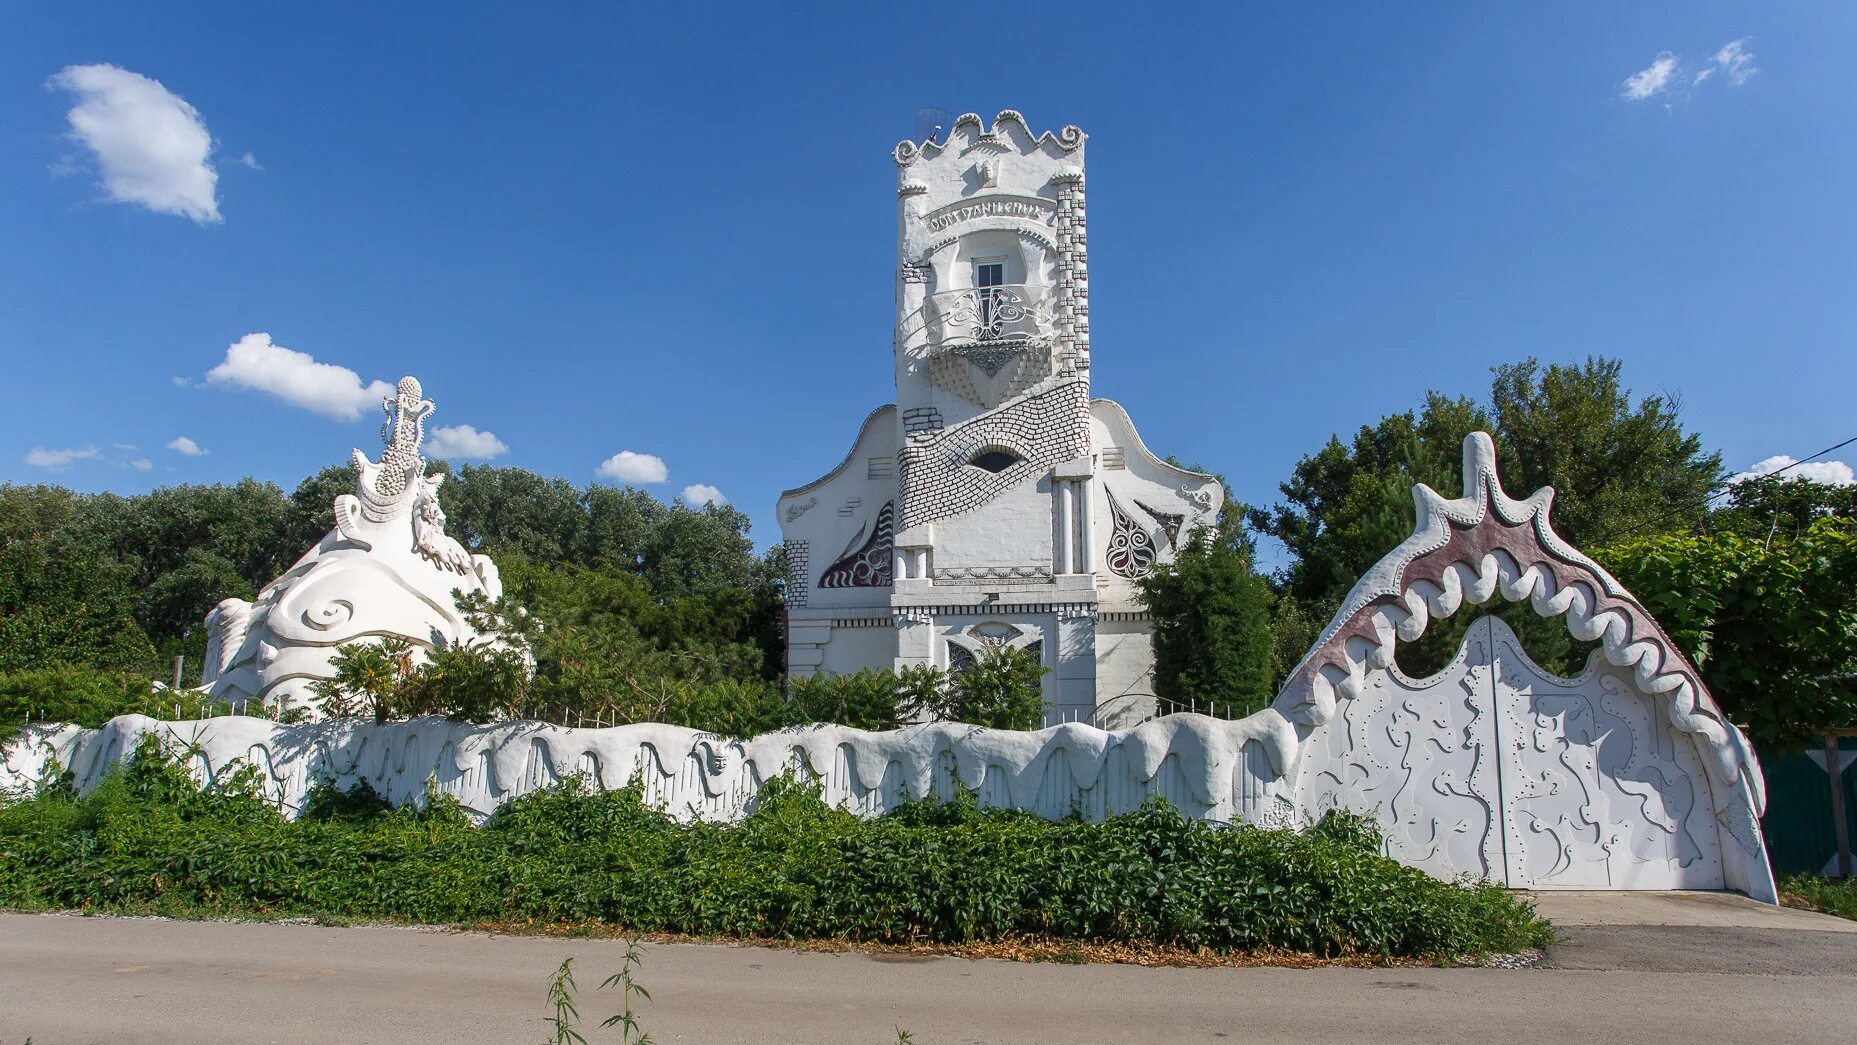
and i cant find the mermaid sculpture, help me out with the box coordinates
[201,376,511,718]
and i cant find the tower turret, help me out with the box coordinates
[777,113,1219,726]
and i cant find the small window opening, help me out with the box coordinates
[968,449,1020,473]
[974,260,1006,329]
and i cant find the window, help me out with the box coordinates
[974,259,1006,330]
[967,448,1021,473]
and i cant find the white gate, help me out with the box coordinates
[1298,615,1726,890]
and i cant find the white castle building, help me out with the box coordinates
[777,112,1220,726]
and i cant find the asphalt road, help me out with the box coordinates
[2,894,1854,1044]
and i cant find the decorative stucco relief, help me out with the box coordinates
[818,502,894,589]
[783,539,810,608]
[898,378,1090,531]
[2,710,1296,828]
[1274,431,1775,902]
[1104,489,1159,580]
[199,377,514,719]
[893,110,1085,166]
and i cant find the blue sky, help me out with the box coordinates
[4,4,1853,567]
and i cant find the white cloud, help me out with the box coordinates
[425,424,508,460]
[1730,454,1855,487]
[1622,53,1679,101]
[236,151,263,170]
[24,446,99,470]
[167,436,208,456]
[205,332,393,420]
[597,451,668,484]
[126,458,153,472]
[681,483,727,507]
[45,64,221,224]
[1692,67,1714,86]
[1711,38,1757,86]
[170,375,190,388]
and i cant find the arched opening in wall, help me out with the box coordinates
[1391,600,1603,680]
[967,448,1022,473]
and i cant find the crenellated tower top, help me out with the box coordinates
[892,111,1090,433]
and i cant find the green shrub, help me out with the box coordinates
[1780,873,1857,921]
[1309,808,1384,853]
[0,738,1551,960]
[0,663,187,733]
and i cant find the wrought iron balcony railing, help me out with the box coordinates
[921,284,1054,347]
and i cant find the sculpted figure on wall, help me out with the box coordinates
[200,376,513,718]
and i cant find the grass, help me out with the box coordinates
[1779,873,1857,920]
[0,735,1553,963]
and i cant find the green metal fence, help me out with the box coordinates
[1759,736,1856,877]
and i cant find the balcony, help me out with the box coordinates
[921,284,1054,349]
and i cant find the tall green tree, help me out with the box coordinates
[0,484,157,674]
[1249,357,1720,677]
[1253,358,1719,611]
[1594,512,1857,751]
[1141,531,1278,718]
[440,464,585,562]
[1489,357,1720,543]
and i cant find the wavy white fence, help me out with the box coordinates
[1,712,1300,826]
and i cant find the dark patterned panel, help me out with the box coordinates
[818,502,895,588]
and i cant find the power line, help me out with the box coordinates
[1591,433,1857,546]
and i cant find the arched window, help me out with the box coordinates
[967,448,1021,473]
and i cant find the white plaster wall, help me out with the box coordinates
[929,474,1054,575]
[2,711,1296,829]
[817,624,897,679]
[1095,618,1160,728]
[1089,400,1222,609]
[777,405,899,614]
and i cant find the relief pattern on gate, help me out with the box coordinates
[1490,619,1722,889]
[1274,431,1772,900]
[1298,615,1726,890]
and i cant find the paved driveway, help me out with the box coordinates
[1,894,1852,1044]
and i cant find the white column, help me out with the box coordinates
[1055,479,1074,575]
[1077,477,1096,574]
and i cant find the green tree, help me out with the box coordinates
[1140,528,1278,718]
[51,479,296,647]
[1249,394,1489,610]
[1711,476,1856,542]
[1594,516,1857,751]
[1490,357,1720,543]
[311,638,420,723]
[280,462,359,554]
[0,663,158,732]
[0,531,154,675]
[441,464,585,561]
[1250,357,1718,677]
[949,644,1048,730]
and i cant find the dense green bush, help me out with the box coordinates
[0,469,784,694]
[1141,527,1279,719]
[1594,515,1857,751]
[0,737,1550,960]
[0,663,215,734]
[1780,873,1857,921]
[309,626,1046,736]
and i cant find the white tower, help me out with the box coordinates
[778,112,1219,726]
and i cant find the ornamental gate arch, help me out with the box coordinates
[1295,615,1727,889]
[1275,433,1774,900]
